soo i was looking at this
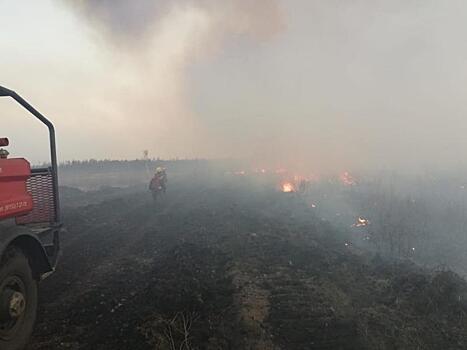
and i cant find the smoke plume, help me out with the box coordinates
[60,0,284,160]
[67,0,283,45]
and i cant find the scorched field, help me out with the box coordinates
[26,173,467,350]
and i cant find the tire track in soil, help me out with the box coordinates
[137,244,236,350]
[229,263,278,350]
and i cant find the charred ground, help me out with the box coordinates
[26,172,467,349]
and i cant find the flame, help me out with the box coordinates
[253,168,268,174]
[340,171,356,186]
[278,171,315,193]
[353,216,370,227]
[282,182,295,193]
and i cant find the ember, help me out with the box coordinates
[353,216,370,227]
[340,171,356,186]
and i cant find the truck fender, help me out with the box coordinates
[0,226,52,279]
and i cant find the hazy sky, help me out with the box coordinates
[1,0,466,173]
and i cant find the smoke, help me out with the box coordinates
[65,0,161,42]
[8,1,465,174]
[67,0,283,45]
[59,0,284,160]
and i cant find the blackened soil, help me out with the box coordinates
[27,182,467,349]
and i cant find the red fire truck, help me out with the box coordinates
[0,86,61,350]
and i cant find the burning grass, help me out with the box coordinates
[281,181,295,193]
[27,163,467,349]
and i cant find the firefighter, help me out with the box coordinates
[149,167,167,202]
[156,167,167,193]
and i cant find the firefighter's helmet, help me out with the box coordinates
[155,167,164,174]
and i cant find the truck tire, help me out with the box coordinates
[0,247,37,350]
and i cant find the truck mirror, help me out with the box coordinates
[0,138,9,147]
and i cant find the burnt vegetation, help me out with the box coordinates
[26,160,467,349]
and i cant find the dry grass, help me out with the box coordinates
[140,312,199,350]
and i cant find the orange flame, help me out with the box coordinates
[282,182,295,193]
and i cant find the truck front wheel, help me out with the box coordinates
[0,247,37,350]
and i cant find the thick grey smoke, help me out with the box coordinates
[33,0,466,175]
[66,0,160,41]
[59,0,284,161]
[65,0,284,45]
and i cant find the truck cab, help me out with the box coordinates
[0,86,61,350]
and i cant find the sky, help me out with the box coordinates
[1,0,467,173]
